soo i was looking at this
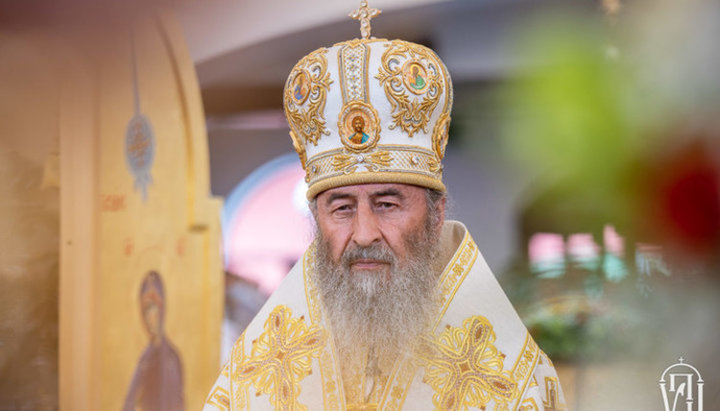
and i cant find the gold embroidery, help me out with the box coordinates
[306,145,441,189]
[285,49,333,146]
[432,113,451,160]
[232,306,327,410]
[376,40,444,137]
[512,335,539,386]
[338,41,370,103]
[427,156,442,174]
[510,334,540,410]
[418,316,519,410]
[318,350,342,410]
[435,237,477,325]
[381,355,417,410]
[230,337,248,409]
[519,398,540,411]
[542,377,565,411]
[206,386,231,410]
[331,150,392,174]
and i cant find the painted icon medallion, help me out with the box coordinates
[291,70,311,105]
[338,101,380,151]
[402,61,430,95]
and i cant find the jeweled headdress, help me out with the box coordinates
[284,1,453,199]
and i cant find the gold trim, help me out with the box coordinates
[206,386,230,410]
[542,377,566,410]
[306,171,445,199]
[230,335,247,409]
[304,145,443,196]
[519,398,540,411]
[434,235,478,327]
[310,144,437,162]
[431,113,450,160]
[331,150,393,174]
[510,334,541,410]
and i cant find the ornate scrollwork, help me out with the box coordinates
[285,49,333,146]
[331,150,393,174]
[376,41,444,137]
[432,113,451,160]
[232,305,327,410]
[417,316,519,410]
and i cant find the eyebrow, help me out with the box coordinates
[325,188,405,205]
[372,188,404,200]
[326,192,353,205]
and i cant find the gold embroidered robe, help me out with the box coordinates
[204,221,566,410]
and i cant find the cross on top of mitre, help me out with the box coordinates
[349,0,381,39]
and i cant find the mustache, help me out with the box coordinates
[340,242,396,267]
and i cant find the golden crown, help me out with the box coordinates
[284,1,453,199]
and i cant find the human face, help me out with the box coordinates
[352,116,364,132]
[315,183,442,272]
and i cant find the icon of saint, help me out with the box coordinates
[293,75,308,102]
[349,116,370,144]
[409,65,426,91]
[124,271,185,411]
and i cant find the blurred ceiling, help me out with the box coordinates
[176,0,587,119]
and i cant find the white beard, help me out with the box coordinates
[312,219,441,364]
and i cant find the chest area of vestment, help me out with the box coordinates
[337,350,401,410]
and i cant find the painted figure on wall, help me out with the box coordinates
[124,271,184,411]
[349,115,369,144]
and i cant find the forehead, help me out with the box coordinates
[318,183,425,202]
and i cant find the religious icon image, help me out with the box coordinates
[349,115,370,144]
[124,271,185,411]
[291,71,309,104]
[403,61,429,94]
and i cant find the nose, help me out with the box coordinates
[351,201,381,247]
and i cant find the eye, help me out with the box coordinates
[331,203,354,215]
[375,201,398,210]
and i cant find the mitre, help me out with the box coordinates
[283,2,453,199]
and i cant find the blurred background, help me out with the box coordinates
[1,0,719,409]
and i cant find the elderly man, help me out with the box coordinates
[205,3,565,410]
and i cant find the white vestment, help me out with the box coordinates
[204,221,566,410]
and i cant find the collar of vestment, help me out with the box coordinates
[217,221,541,410]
